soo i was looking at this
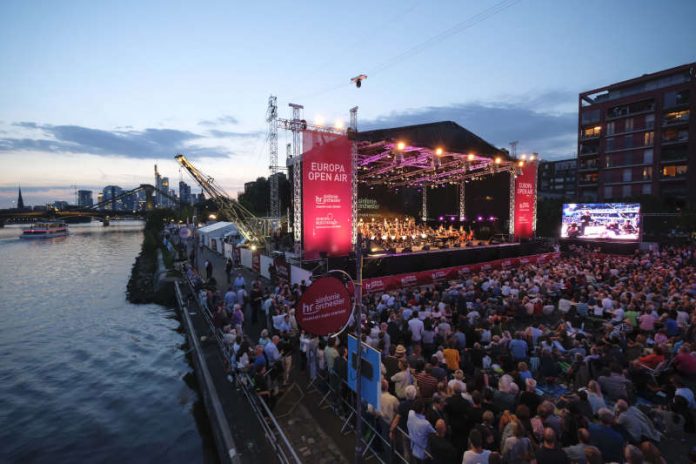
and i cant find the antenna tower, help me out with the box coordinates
[267,95,280,218]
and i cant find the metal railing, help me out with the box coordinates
[178,275,302,464]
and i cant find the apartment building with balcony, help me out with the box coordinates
[538,158,577,199]
[577,63,696,207]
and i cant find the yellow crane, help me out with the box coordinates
[174,153,265,246]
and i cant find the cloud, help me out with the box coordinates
[0,123,237,159]
[198,115,239,127]
[364,92,578,159]
[207,129,264,139]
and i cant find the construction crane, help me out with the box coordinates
[174,153,265,245]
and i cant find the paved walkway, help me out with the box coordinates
[191,245,352,464]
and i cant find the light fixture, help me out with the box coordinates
[467,153,475,161]
[518,160,524,167]
[435,147,443,156]
[495,157,501,164]
[521,154,527,160]
[250,244,257,251]
[397,141,406,151]
[530,154,536,161]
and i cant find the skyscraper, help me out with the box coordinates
[179,180,192,205]
[77,190,93,207]
[154,164,162,208]
[161,177,170,208]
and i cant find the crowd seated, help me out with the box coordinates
[358,217,493,253]
[186,241,696,464]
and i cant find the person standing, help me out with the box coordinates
[225,258,233,283]
[250,281,263,326]
[205,259,213,280]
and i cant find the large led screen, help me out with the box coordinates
[561,203,640,241]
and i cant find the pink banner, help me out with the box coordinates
[362,252,560,294]
[513,160,537,240]
[302,132,353,260]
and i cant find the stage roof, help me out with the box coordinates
[355,121,516,188]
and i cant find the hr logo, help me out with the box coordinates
[302,302,319,315]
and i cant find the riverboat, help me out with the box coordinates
[20,221,69,239]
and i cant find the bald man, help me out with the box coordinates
[428,419,457,464]
[563,428,599,464]
[536,427,569,464]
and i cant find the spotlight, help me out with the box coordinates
[495,157,501,164]
[435,147,443,156]
[521,154,527,160]
[467,153,475,161]
[530,154,536,161]
[397,141,406,151]
[518,161,524,167]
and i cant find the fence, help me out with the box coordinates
[177,277,302,464]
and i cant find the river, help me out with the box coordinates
[0,221,216,463]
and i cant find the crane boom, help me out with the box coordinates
[174,153,264,244]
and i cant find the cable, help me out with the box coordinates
[297,0,522,100]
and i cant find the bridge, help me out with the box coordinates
[0,184,183,226]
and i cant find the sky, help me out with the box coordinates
[1,0,695,207]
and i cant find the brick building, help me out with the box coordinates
[577,63,696,206]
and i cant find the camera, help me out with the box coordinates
[351,74,367,88]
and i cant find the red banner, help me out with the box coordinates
[361,252,560,294]
[296,276,353,335]
[302,132,353,260]
[513,160,537,240]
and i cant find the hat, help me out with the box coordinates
[395,345,407,356]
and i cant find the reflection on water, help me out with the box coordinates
[0,221,216,463]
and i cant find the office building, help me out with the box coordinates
[577,62,696,206]
[77,190,93,207]
[538,159,577,199]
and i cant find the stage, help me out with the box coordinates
[322,239,552,279]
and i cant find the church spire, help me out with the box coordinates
[17,186,25,209]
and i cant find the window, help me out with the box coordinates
[662,146,687,161]
[645,114,655,129]
[663,128,689,143]
[642,167,652,180]
[582,109,600,124]
[622,185,632,198]
[625,118,634,131]
[606,121,615,135]
[664,89,690,108]
[624,134,633,149]
[604,186,613,199]
[582,126,602,139]
[644,131,654,145]
[643,149,653,164]
[606,137,615,151]
[663,110,689,125]
[662,165,688,177]
[623,168,632,182]
[642,183,652,195]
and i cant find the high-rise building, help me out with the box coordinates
[102,185,124,210]
[161,177,170,208]
[154,164,162,208]
[577,62,696,206]
[179,181,192,205]
[538,159,577,200]
[77,190,93,207]
[17,186,25,209]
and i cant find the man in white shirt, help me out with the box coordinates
[408,312,424,343]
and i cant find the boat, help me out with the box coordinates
[20,221,69,239]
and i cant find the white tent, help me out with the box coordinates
[198,222,238,253]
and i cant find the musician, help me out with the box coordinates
[579,209,592,236]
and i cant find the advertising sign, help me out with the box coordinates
[361,252,561,294]
[561,203,640,241]
[513,160,537,239]
[347,335,381,412]
[295,276,352,336]
[302,131,353,260]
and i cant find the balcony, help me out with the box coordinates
[663,110,690,127]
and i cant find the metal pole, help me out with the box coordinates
[354,232,363,464]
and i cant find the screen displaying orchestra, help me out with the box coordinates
[561,202,641,241]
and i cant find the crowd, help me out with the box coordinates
[185,242,696,464]
[358,217,488,252]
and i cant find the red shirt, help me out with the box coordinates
[674,352,696,376]
[638,353,664,369]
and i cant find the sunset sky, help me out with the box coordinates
[1,0,695,206]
